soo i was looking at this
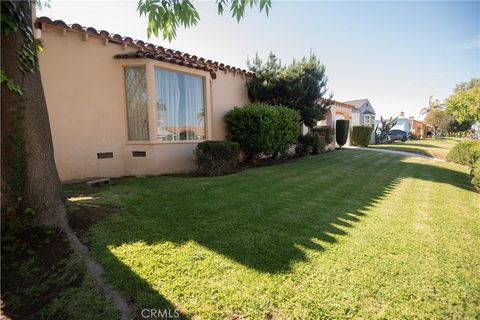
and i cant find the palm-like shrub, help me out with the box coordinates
[375,116,398,144]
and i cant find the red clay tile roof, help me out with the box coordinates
[321,98,354,109]
[35,16,254,79]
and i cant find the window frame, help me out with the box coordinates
[153,66,207,143]
[122,64,150,142]
[120,59,211,144]
[364,114,370,125]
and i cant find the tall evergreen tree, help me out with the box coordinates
[247,52,332,129]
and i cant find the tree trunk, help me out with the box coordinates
[1,0,66,227]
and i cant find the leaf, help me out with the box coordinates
[137,0,271,41]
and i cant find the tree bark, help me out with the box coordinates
[1,0,66,227]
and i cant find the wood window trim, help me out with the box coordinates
[119,59,212,145]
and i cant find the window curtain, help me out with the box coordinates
[155,69,180,141]
[183,74,205,140]
[155,68,205,141]
[124,67,149,140]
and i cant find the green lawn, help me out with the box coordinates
[369,137,460,159]
[69,150,480,319]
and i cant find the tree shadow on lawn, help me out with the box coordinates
[392,142,445,149]
[86,150,475,317]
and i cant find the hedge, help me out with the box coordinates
[195,140,240,176]
[446,140,480,166]
[312,126,334,145]
[224,104,300,160]
[446,140,480,192]
[296,133,326,157]
[351,126,373,147]
[335,120,349,148]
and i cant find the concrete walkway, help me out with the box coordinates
[344,145,445,162]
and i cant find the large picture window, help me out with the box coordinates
[124,66,149,141]
[154,68,205,141]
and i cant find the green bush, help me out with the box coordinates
[447,140,480,192]
[195,141,240,176]
[351,126,373,147]
[446,140,480,166]
[295,133,326,157]
[335,120,350,148]
[224,104,300,160]
[246,53,330,129]
[317,135,326,154]
[472,162,480,192]
[312,126,334,145]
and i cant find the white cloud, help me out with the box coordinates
[456,34,480,50]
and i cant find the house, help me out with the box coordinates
[319,99,355,149]
[408,117,427,138]
[392,118,411,133]
[343,99,376,144]
[34,17,251,182]
[391,113,427,139]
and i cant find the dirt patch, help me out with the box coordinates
[1,205,118,320]
[68,204,118,247]
[1,226,78,320]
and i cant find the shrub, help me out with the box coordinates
[472,162,480,192]
[312,126,334,145]
[351,126,373,147]
[246,52,331,129]
[447,140,480,192]
[295,133,325,157]
[446,140,480,166]
[224,104,300,160]
[195,140,240,176]
[316,135,326,155]
[335,120,349,148]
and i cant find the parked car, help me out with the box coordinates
[387,130,408,142]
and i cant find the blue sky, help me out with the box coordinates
[38,1,479,118]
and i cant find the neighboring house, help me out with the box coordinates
[343,99,376,144]
[408,117,426,138]
[375,116,426,139]
[319,99,355,149]
[35,17,251,181]
[391,116,426,138]
[392,118,410,132]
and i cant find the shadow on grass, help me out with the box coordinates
[80,150,474,317]
[390,142,445,149]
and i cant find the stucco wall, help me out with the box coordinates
[38,24,249,182]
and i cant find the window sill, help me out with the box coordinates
[126,140,204,145]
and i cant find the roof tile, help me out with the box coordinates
[35,16,253,78]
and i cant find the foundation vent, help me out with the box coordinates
[97,152,113,159]
[132,151,146,157]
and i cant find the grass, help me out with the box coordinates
[68,150,480,319]
[369,137,460,159]
[1,225,119,320]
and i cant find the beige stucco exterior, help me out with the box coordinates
[37,24,249,182]
[323,104,354,149]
